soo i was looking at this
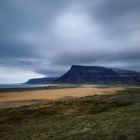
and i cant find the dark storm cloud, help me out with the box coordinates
[84,0,140,38]
[0,41,37,59]
[0,0,140,83]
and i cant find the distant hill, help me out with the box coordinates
[26,77,57,84]
[55,65,140,85]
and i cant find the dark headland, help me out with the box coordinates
[26,65,140,85]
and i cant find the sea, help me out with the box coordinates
[0,84,51,89]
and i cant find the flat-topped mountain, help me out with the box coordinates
[55,65,140,84]
[26,65,140,85]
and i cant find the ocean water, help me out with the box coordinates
[0,84,51,89]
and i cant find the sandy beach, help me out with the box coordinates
[0,86,124,108]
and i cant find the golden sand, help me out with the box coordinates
[0,87,124,108]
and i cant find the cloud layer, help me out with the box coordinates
[0,0,140,83]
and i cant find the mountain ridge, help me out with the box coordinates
[55,65,140,84]
[26,65,140,85]
[26,77,57,84]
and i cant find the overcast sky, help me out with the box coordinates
[0,0,140,84]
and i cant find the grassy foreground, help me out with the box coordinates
[0,88,140,140]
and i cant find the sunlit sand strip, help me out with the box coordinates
[0,87,124,108]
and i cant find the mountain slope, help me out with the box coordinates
[26,77,57,84]
[55,65,140,84]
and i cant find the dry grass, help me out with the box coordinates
[0,87,124,108]
[0,87,140,140]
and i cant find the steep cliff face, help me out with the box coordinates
[55,65,140,84]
